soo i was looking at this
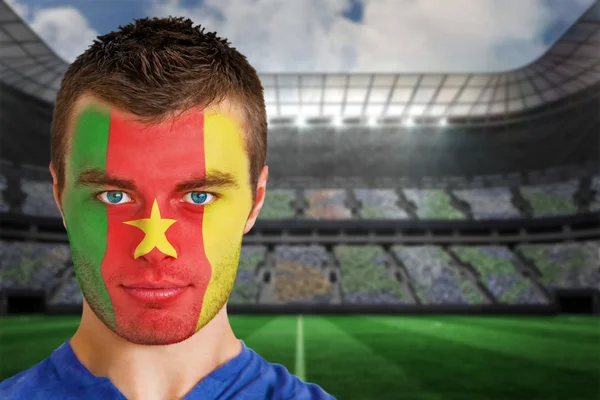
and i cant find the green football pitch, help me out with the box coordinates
[1,314,599,399]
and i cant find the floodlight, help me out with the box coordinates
[297,116,306,128]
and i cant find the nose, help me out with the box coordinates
[139,246,177,265]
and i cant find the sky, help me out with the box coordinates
[5,0,596,73]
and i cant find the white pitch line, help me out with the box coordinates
[295,314,306,382]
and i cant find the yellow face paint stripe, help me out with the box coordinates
[196,112,253,330]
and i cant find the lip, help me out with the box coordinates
[121,284,191,303]
[122,281,189,289]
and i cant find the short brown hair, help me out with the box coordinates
[51,16,267,204]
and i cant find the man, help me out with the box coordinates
[0,17,334,400]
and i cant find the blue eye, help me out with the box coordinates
[107,192,122,203]
[191,192,207,203]
[183,192,214,205]
[98,191,132,205]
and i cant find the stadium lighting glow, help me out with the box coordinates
[439,118,448,126]
[297,116,306,128]
[333,116,343,127]
[367,116,378,127]
[403,117,415,127]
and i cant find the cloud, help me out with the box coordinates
[5,0,594,72]
[5,0,99,63]
[30,6,99,62]
[149,0,593,73]
[355,0,593,72]
[5,0,29,18]
[151,0,360,73]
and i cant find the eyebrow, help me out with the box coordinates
[76,169,137,191]
[75,168,239,192]
[175,172,239,192]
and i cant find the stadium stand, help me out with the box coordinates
[392,245,489,304]
[304,190,353,220]
[520,180,579,217]
[354,189,411,219]
[0,162,599,306]
[21,178,61,218]
[519,240,600,291]
[453,187,521,219]
[228,246,265,304]
[47,275,82,306]
[0,241,70,297]
[336,245,407,304]
[257,189,296,219]
[450,246,546,304]
[402,189,466,220]
[259,245,340,304]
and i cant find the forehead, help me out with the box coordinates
[66,96,250,181]
[68,95,246,140]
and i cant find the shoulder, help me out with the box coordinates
[0,355,119,400]
[0,358,58,400]
[223,348,335,400]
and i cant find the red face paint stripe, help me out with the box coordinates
[101,110,212,343]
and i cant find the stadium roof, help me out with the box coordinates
[0,1,67,104]
[0,0,599,120]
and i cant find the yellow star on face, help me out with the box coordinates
[123,199,178,259]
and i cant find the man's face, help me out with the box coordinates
[59,98,254,345]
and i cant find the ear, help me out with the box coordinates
[243,165,268,234]
[49,162,67,229]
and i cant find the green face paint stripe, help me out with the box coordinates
[62,106,115,329]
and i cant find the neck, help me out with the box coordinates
[70,300,241,400]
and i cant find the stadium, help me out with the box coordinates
[0,0,599,398]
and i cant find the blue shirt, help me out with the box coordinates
[0,341,335,399]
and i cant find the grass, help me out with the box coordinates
[1,314,599,399]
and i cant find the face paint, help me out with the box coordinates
[62,103,253,345]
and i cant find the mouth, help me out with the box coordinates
[121,283,192,303]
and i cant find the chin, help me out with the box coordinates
[115,311,198,345]
[114,307,202,345]
[116,327,196,346]
[86,297,201,346]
